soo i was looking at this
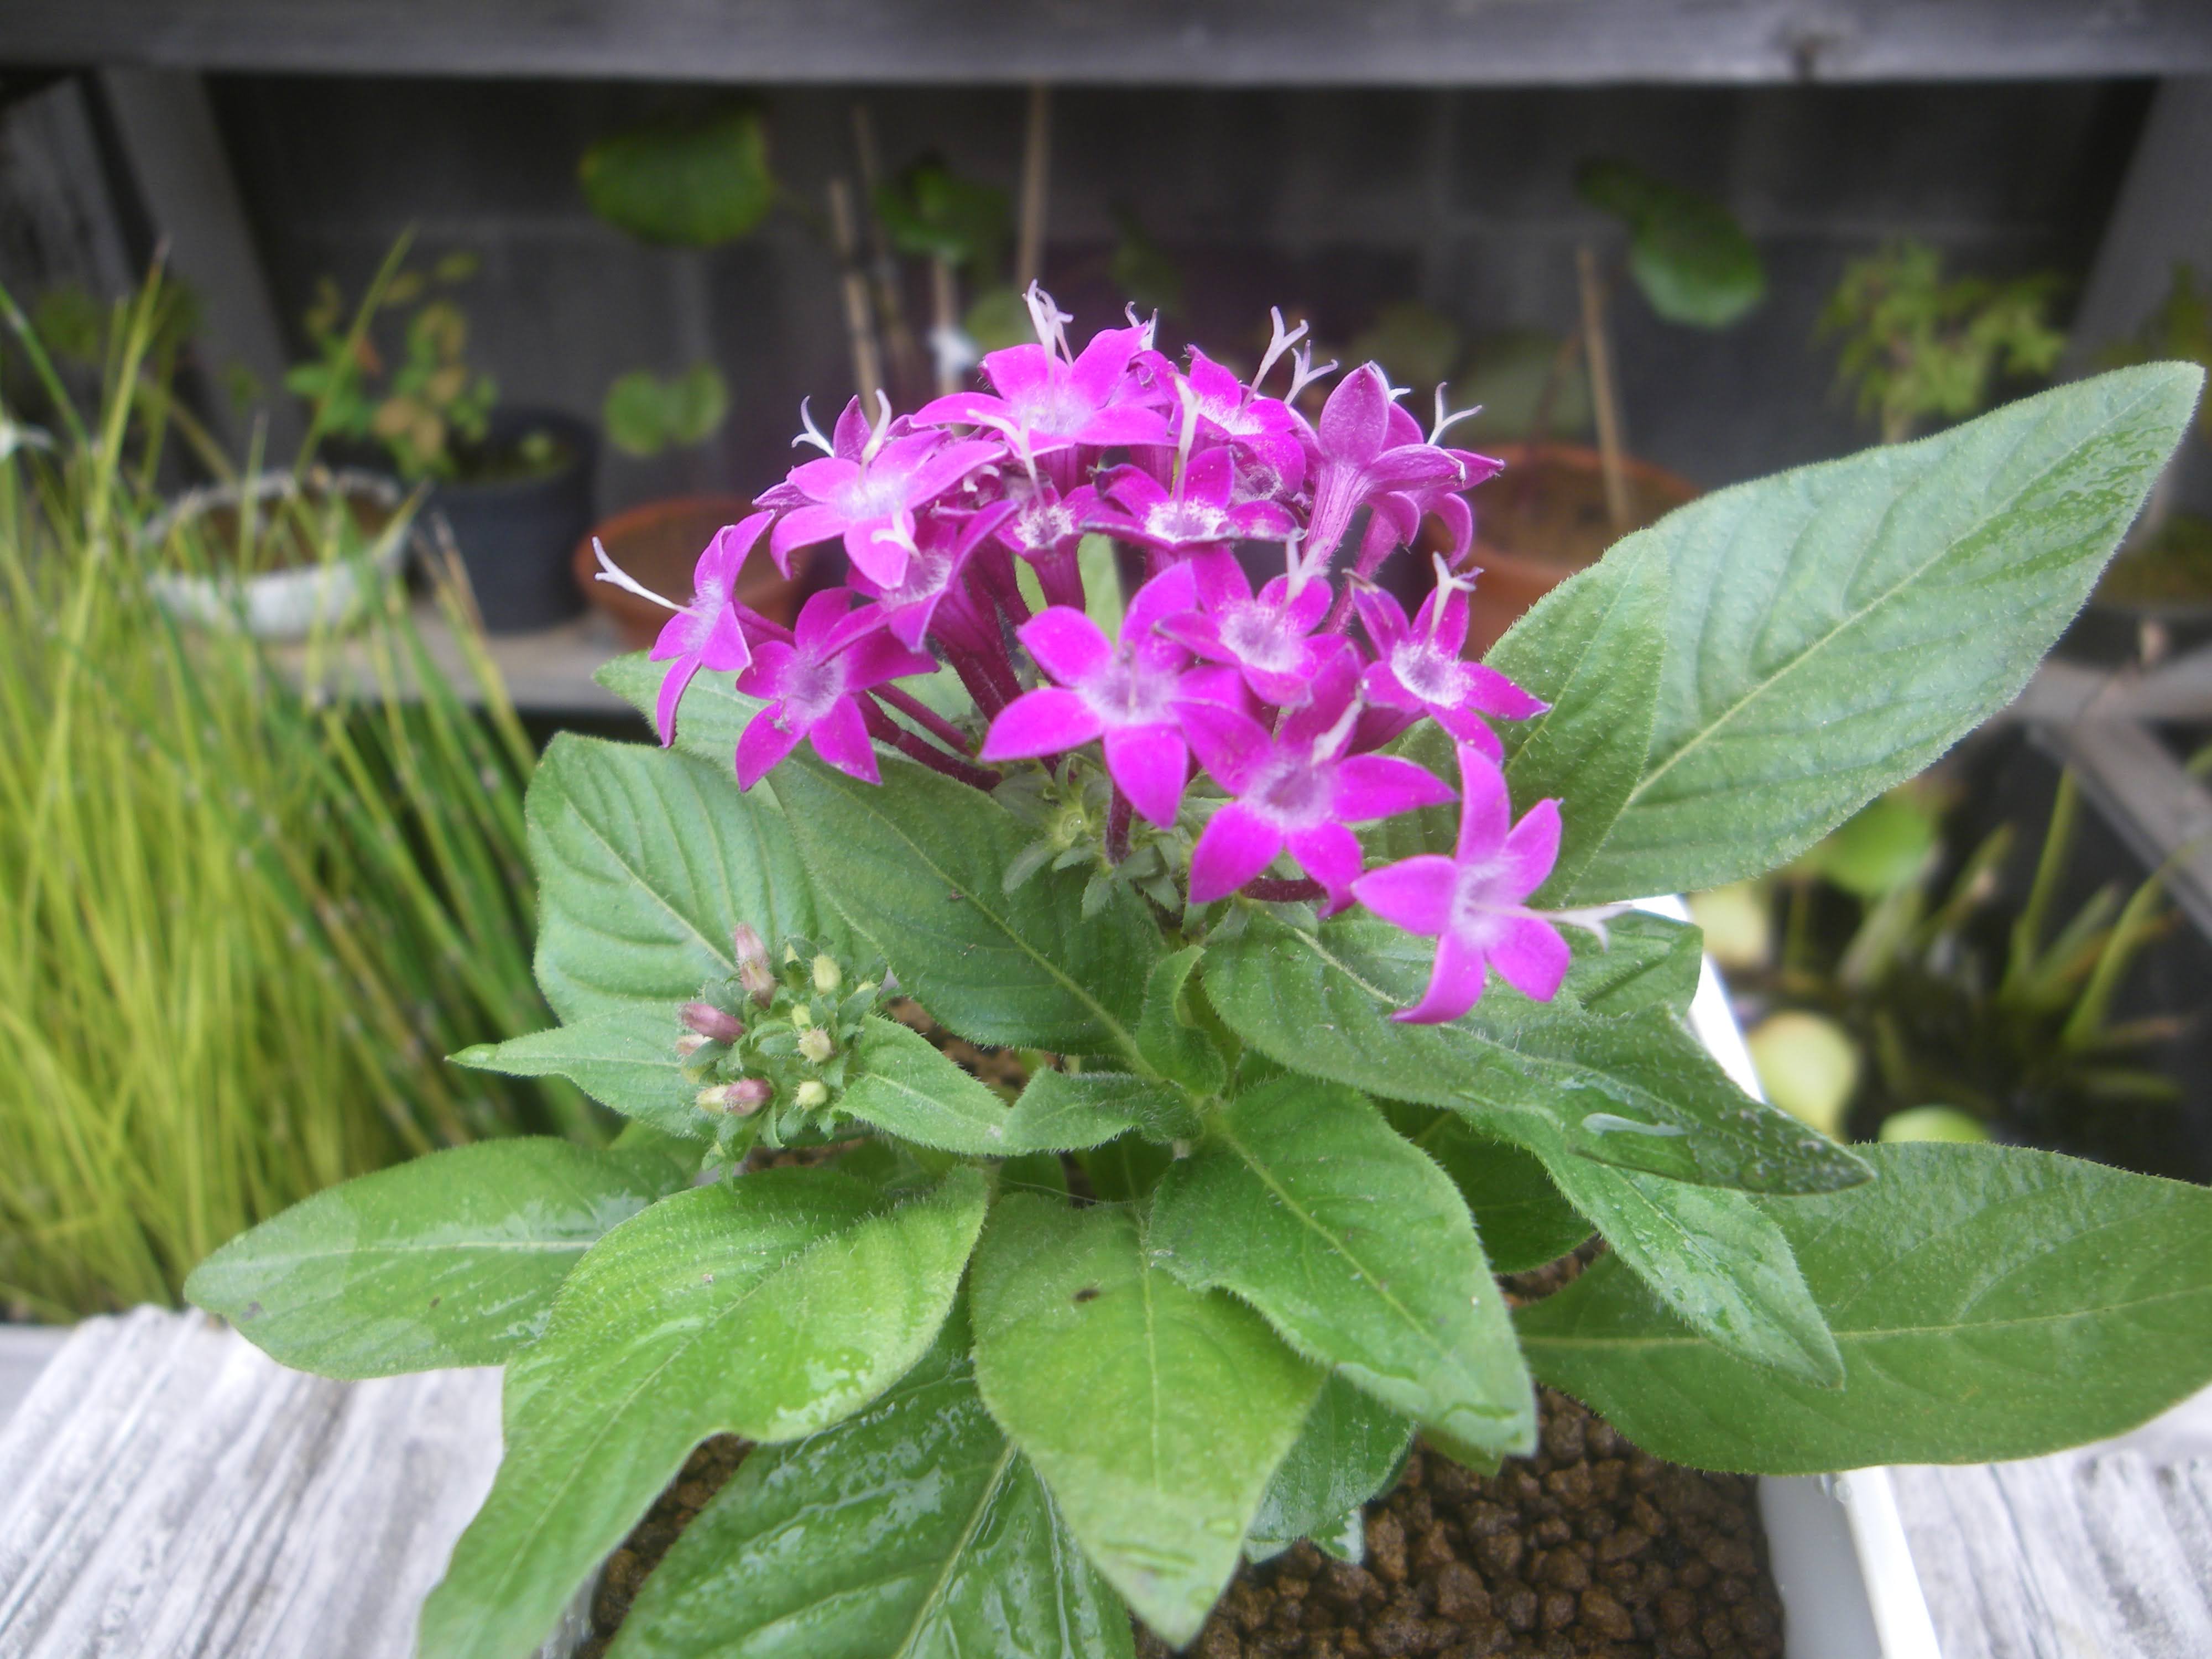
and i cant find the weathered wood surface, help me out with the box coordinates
[0,1307,534,1659]
[4,0,2211,86]
[1890,1387,2212,1659]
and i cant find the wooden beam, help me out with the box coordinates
[6,0,2211,87]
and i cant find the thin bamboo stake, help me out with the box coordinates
[826,177,885,406]
[1016,82,1053,290]
[851,103,926,404]
[1578,243,1634,536]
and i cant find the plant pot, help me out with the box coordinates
[572,496,812,651]
[426,408,597,634]
[1467,444,1700,657]
[142,467,410,641]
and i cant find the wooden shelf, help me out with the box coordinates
[9,0,2212,86]
[270,601,639,718]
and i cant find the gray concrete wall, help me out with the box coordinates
[207,76,2149,514]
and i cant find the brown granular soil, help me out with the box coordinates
[1139,1391,1783,1659]
[577,1389,1782,1659]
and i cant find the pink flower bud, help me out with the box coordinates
[680,1001,744,1044]
[674,1032,709,1060]
[696,1078,773,1116]
[732,922,768,967]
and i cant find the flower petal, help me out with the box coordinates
[768,504,846,572]
[808,696,880,784]
[1286,822,1363,914]
[696,509,772,592]
[1188,804,1283,904]
[1460,660,1549,721]
[1018,607,1114,687]
[1103,723,1190,827]
[1122,559,1201,641]
[1488,912,1571,1003]
[1332,754,1457,823]
[1175,698,1274,796]
[1453,744,1514,864]
[1497,797,1563,902]
[735,709,803,790]
[1394,932,1488,1025]
[1318,363,1392,465]
[654,655,701,747]
[694,604,754,674]
[1350,854,1458,936]
[980,687,1102,760]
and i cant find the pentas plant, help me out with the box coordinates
[190,299,2212,1659]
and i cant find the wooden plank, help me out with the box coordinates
[0,1307,535,1659]
[2033,716,2212,938]
[6,0,2211,86]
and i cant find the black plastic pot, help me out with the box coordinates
[426,409,597,634]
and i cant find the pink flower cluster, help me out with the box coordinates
[610,288,1578,1022]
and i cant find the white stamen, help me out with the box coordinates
[860,389,895,465]
[791,396,834,455]
[1023,281,1075,362]
[1386,379,1413,405]
[1311,694,1366,763]
[1430,384,1484,445]
[973,411,1042,488]
[1124,302,1159,349]
[1285,343,1338,404]
[1427,551,1479,639]
[1549,904,1629,948]
[1171,376,1201,498]
[592,538,685,612]
[1253,307,1310,395]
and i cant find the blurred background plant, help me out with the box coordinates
[0,269,585,1320]
[1693,764,2198,1172]
[1817,238,2066,443]
[1575,155,1767,330]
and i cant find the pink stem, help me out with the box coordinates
[1241,875,1325,903]
[860,697,1000,790]
[874,682,974,754]
[1105,787,1132,865]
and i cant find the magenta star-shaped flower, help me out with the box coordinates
[1179,345,1310,489]
[733,591,936,789]
[1350,743,1568,1024]
[635,509,770,746]
[916,313,1170,456]
[1179,654,1456,912]
[1086,447,1297,559]
[980,561,1228,827]
[1162,551,1342,707]
[1355,566,1547,759]
[846,500,1016,650]
[1302,364,1467,575]
[766,431,1000,588]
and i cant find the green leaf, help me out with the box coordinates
[774,750,1164,1057]
[969,1194,1326,1645]
[1481,538,1668,903]
[1136,946,1228,1095]
[609,1324,1132,1659]
[526,734,855,1024]
[420,1167,987,1659]
[184,1139,689,1380]
[597,653,764,763]
[1573,912,1705,1019]
[1493,364,2204,901]
[602,364,729,458]
[1076,1136,1175,1204]
[1207,910,1868,1194]
[1009,1067,1199,1147]
[455,1004,713,1140]
[1387,1108,1590,1275]
[580,107,775,248]
[1577,157,1766,330]
[1250,1374,1413,1553]
[1150,1078,1535,1462]
[1517,1144,2212,1473]
[1535,1158,1843,1386]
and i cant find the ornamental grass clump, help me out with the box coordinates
[193,288,2212,1658]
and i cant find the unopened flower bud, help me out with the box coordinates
[798,1026,835,1065]
[680,1001,744,1045]
[674,1032,709,1060]
[795,1079,830,1109]
[732,924,776,1004]
[790,1004,813,1029]
[696,1078,771,1115]
[811,954,842,994]
[731,922,768,967]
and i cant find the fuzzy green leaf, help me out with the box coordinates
[183,1138,690,1380]
[970,1195,1325,1645]
[526,734,855,1024]
[1206,911,1867,1194]
[1150,1078,1535,1463]
[1490,365,2202,901]
[1517,1144,2212,1472]
[1387,1108,1591,1275]
[453,1004,713,1140]
[1009,1067,1200,1147]
[608,1323,1131,1659]
[1536,1158,1843,1386]
[419,1166,986,1659]
[1250,1375,1413,1554]
[774,751,1163,1057]
[1136,945,1228,1095]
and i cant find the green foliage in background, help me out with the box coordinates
[1576,156,1766,329]
[875,157,1011,275]
[579,105,776,248]
[602,363,729,458]
[0,274,579,1319]
[1819,238,2066,443]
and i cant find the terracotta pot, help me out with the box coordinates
[1465,444,1700,656]
[573,496,811,650]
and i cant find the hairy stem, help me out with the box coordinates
[860,697,1000,790]
[1105,787,1133,865]
[1241,875,1326,903]
[873,682,974,754]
